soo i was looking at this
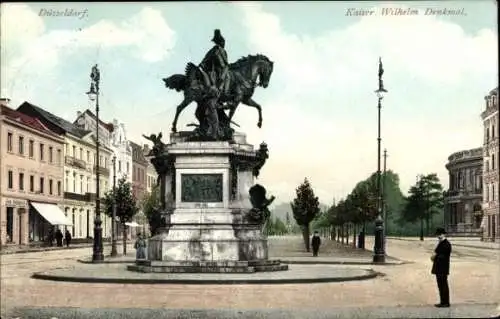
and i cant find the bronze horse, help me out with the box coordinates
[163,54,274,133]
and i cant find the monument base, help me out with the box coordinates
[128,259,288,273]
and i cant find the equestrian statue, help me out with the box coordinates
[163,29,274,141]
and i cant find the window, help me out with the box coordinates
[493,184,496,201]
[39,177,44,193]
[7,132,13,152]
[492,154,496,170]
[49,179,53,195]
[18,136,24,155]
[65,143,70,155]
[73,172,76,192]
[49,146,53,163]
[57,149,62,165]
[87,150,90,162]
[65,172,69,192]
[19,173,24,191]
[57,181,61,196]
[80,148,83,159]
[29,140,34,158]
[80,175,83,194]
[39,143,45,161]
[7,170,13,189]
[127,162,130,174]
[29,175,34,192]
[72,145,76,157]
[493,124,496,139]
[119,161,122,172]
[86,177,90,192]
[486,185,490,202]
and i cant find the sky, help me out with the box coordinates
[1,1,498,206]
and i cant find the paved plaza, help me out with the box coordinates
[1,236,499,318]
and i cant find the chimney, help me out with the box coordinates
[0,98,11,107]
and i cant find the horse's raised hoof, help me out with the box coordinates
[257,121,262,128]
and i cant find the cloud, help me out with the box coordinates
[233,3,497,204]
[1,4,176,99]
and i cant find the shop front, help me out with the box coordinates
[29,201,73,244]
[1,198,29,246]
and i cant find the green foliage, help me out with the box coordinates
[141,184,162,235]
[401,173,444,223]
[264,216,289,236]
[103,177,138,224]
[291,178,320,226]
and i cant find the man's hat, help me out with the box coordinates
[435,227,447,235]
[211,29,225,43]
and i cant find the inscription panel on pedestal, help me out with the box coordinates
[181,174,223,202]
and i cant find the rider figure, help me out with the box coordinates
[199,29,229,96]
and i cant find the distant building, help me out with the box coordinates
[481,87,499,242]
[130,141,148,202]
[17,102,113,240]
[444,147,483,237]
[1,99,67,246]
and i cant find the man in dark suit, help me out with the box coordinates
[431,227,452,308]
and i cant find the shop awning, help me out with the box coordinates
[125,221,141,228]
[31,202,73,226]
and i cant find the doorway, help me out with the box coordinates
[492,215,496,241]
[6,207,13,243]
[18,208,25,244]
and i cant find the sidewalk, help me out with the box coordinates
[387,236,500,250]
[0,241,127,255]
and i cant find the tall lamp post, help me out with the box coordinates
[383,149,388,242]
[110,155,118,257]
[373,57,388,263]
[87,64,104,262]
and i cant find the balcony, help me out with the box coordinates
[65,156,87,170]
[93,165,110,176]
[64,192,86,202]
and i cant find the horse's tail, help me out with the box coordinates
[163,74,186,92]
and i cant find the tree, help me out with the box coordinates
[291,178,320,252]
[141,184,162,235]
[401,173,444,240]
[103,177,139,255]
[264,216,288,236]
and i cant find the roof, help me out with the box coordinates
[489,87,498,96]
[129,141,148,164]
[1,105,60,137]
[75,109,114,132]
[17,101,91,138]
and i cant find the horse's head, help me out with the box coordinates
[254,55,274,88]
[230,54,274,89]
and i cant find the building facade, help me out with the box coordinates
[1,99,67,246]
[130,142,148,203]
[108,119,133,185]
[481,87,499,242]
[17,102,113,240]
[444,147,483,237]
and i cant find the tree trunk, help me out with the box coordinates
[353,224,357,247]
[341,224,345,244]
[346,224,349,245]
[122,225,127,255]
[420,217,424,241]
[302,224,310,252]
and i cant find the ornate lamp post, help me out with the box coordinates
[87,64,104,262]
[373,57,387,263]
[111,155,118,256]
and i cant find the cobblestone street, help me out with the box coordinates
[1,236,499,318]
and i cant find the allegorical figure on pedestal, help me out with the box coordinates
[162,29,274,141]
[245,184,276,226]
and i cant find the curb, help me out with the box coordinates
[387,237,500,251]
[30,269,380,285]
[0,243,123,255]
[75,258,409,266]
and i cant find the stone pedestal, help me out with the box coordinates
[139,132,287,273]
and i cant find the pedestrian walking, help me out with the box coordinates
[64,230,72,248]
[55,228,63,247]
[134,233,147,260]
[431,227,452,308]
[311,231,321,257]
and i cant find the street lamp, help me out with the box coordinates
[87,64,104,262]
[373,57,388,263]
[111,155,118,257]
